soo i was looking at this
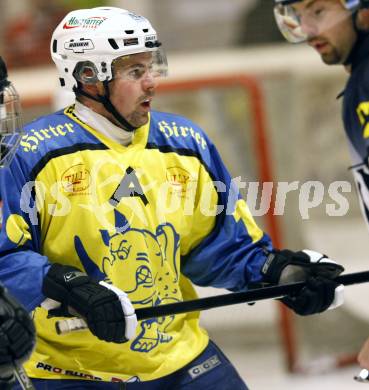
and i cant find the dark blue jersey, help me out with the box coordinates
[342,35,369,225]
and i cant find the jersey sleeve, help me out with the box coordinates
[180,138,272,292]
[357,64,369,150]
[344,64,369,156]
[343,60,369,228]
[0,154,50,311]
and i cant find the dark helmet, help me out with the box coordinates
[0,57,23,168]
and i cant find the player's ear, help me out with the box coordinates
[85,81,104,96]
[74,62,104,97]
[79,80,104,98]
[357,9,369,30]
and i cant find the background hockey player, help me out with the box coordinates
[272,0,369,371]
[0,6,344,389]
[0,56,35,389]
[0,56,23,169]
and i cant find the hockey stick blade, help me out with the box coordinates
[55,270,369,335]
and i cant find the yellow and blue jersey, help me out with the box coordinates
[0,106,272,382]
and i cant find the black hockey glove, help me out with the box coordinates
[261,249,345,316]
[0,285,35,385]
[42,263,137,344]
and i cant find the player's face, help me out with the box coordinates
[108,52,159,128]
[293,0,357,64]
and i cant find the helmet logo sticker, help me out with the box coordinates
[145,35,156,42]
[124,38,139,47]
[127,12,146,22]
[64,39,95,53]
[63,16,107,30]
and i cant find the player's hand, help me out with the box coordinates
[42,263,137,343]
[261,249,345,315]
[0,285,35,382]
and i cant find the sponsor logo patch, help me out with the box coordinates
[61,164,91,195]
[20,122,75,153]
[188,354,221,379]
[166,167,194,198]
[36,362,102,381]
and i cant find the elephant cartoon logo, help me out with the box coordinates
[74,209,181,353]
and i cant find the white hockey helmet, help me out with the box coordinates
[274,0,360,43]
[51,7,168,90]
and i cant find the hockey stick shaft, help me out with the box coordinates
[55,270,369,335]
[13,365,35,390]
[135,270,369,319]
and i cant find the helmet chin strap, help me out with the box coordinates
[73,81,137,132]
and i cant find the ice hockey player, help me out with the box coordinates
[1,7,344,389]
[0,56,35,389]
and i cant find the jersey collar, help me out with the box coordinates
[64,104,151,151]
[74,101,133,146]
